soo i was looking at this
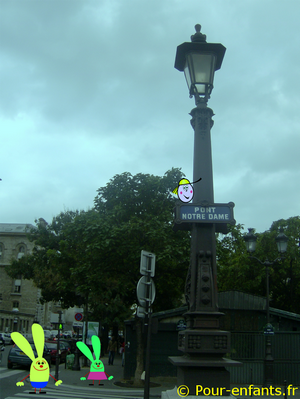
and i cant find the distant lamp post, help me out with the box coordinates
[244,227,288,386]
[275,228,289,254]
[243,228,257,253]
[244,227,288,254]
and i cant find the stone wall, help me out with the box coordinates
[0,223,42,333]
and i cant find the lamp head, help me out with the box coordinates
[275,227,288,254]
[175,25,226,104]
[244,228,257,253]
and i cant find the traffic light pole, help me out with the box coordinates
[55,310,62,380]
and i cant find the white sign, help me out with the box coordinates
[82,322,99,345]
[136,276,156,307]
[140,250,156,277]
[73,321,83,327]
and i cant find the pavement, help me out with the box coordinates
[56,353,177,398]
[56,355,300,398]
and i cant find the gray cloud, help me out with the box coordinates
[1,0,300,234]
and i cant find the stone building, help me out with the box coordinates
[0,223,84,335]
[0,223,46,333]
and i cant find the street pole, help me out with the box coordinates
[266,265,270,325]
[185,104,219,318]
[82,292,89,367]
[55,310,62,380]
[72,345,81,371]
[144,256,152,399]
[137,251,155,396]
[264,263,274,387]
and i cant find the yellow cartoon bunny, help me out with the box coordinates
[11,324,62,394]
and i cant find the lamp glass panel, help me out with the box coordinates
[191,53,216,84]
[246,240,257,253]
[195,83,206,95]
[184,64,192,90]
[277,240,288,254]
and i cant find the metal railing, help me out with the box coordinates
[226,332,300,385]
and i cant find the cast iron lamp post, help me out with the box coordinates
[168,25,241,397]
[244,227,288,387]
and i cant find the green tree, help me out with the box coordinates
[216,224,266,295]
[6,211,82,307]
[6,168,191,386]
[216,217,300,313]
[93,168,190,312]
[92,168,190,385]
[6,168,190,317]
[257,216,300,313]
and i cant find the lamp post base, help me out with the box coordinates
[264,358,274,387]
[263,335,274,387]
[168,356,242,396]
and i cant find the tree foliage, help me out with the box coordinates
[5,168,191,325]
[9,164,300,322]
[93,168,191,312]
[217,217,300,313]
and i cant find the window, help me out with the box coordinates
[14,284,21,293]
[0,243,3,261]
[13,275,22,293]
[17,246,25,259]
[13,301,19,309]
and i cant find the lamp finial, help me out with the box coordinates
[191,24,207,43]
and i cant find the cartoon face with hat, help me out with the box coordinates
[172,177,202,203]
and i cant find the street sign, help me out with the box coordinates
[136,276,156,307]
[73,321,83,327]
[140,250,156,277]
[264,323,274,335]
[174,202,235,225]
[75,312,83,322]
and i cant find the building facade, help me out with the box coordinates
[0,223,84,335]
[0,223,46,333]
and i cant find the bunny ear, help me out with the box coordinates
[32,324,45,358]
[91,335,101,360]
[76,341,94,363]
[11,332,35,362]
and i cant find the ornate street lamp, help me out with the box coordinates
[244,227,288,386]
[175,24,226,104]
[244,228,257,253]
[275,228,289,254]
[244,227,288,255]
[169,25,241,397]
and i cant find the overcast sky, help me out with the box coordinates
[1,0,299,234]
